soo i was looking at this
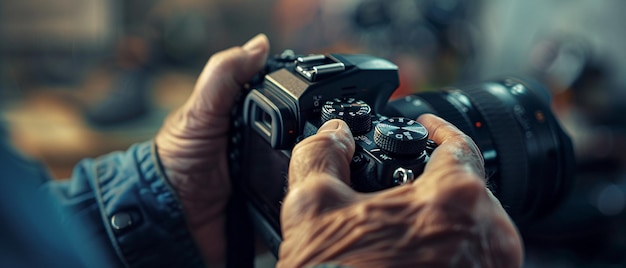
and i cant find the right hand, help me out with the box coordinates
[278,115,523,268]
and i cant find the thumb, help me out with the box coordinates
[284,119,356,218]
[187,33,270,116]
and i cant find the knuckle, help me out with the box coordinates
[283,178,337,216]
[436,175,487,209]
[440,133,485,177]
[283,184,316,217]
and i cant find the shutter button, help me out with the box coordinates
[111,212,133,230]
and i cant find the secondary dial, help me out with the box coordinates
[374,117,429,156]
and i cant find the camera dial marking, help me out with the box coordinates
[374,117,428,156]
[321,98,373,134]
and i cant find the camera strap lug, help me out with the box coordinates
[393,167,415,185]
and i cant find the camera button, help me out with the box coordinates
[351,152,369,169]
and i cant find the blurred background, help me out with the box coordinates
[1,0,625,267]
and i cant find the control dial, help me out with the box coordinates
[374,117,429,156]
[321,98,372,134]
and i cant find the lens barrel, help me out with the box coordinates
[386,77,575,226]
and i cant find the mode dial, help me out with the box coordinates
[321,98,372,134]
[374,117,429,156]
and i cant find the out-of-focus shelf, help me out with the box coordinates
[2,69,195,179]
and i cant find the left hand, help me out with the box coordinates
[154,34,269,265]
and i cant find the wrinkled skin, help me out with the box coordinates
[153,33,522,267]
[279,117,523,268]
[154,34,269,265]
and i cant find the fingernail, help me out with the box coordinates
[243,33,267,53]
[318,119,349,133]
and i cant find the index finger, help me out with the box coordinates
[417,114,485,179]
[283,119,357,219]
[289,119,355,188]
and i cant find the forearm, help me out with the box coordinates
[45,141,205,267]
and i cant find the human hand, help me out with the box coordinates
[154,34,269,265]
[279,115,523,267]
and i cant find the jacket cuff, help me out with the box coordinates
[91,141,204,267]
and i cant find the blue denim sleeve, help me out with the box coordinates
[44,141,205,268]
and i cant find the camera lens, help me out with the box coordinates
[385,76,575,226]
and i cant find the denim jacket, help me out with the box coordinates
[0,139,204,268]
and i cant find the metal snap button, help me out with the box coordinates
[111,212,133,230]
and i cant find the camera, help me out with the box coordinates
[227,50,575,258]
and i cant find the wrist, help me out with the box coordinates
[153,107,232,216]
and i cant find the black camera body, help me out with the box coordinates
[228,50,575,258]
[229,51,430,255]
